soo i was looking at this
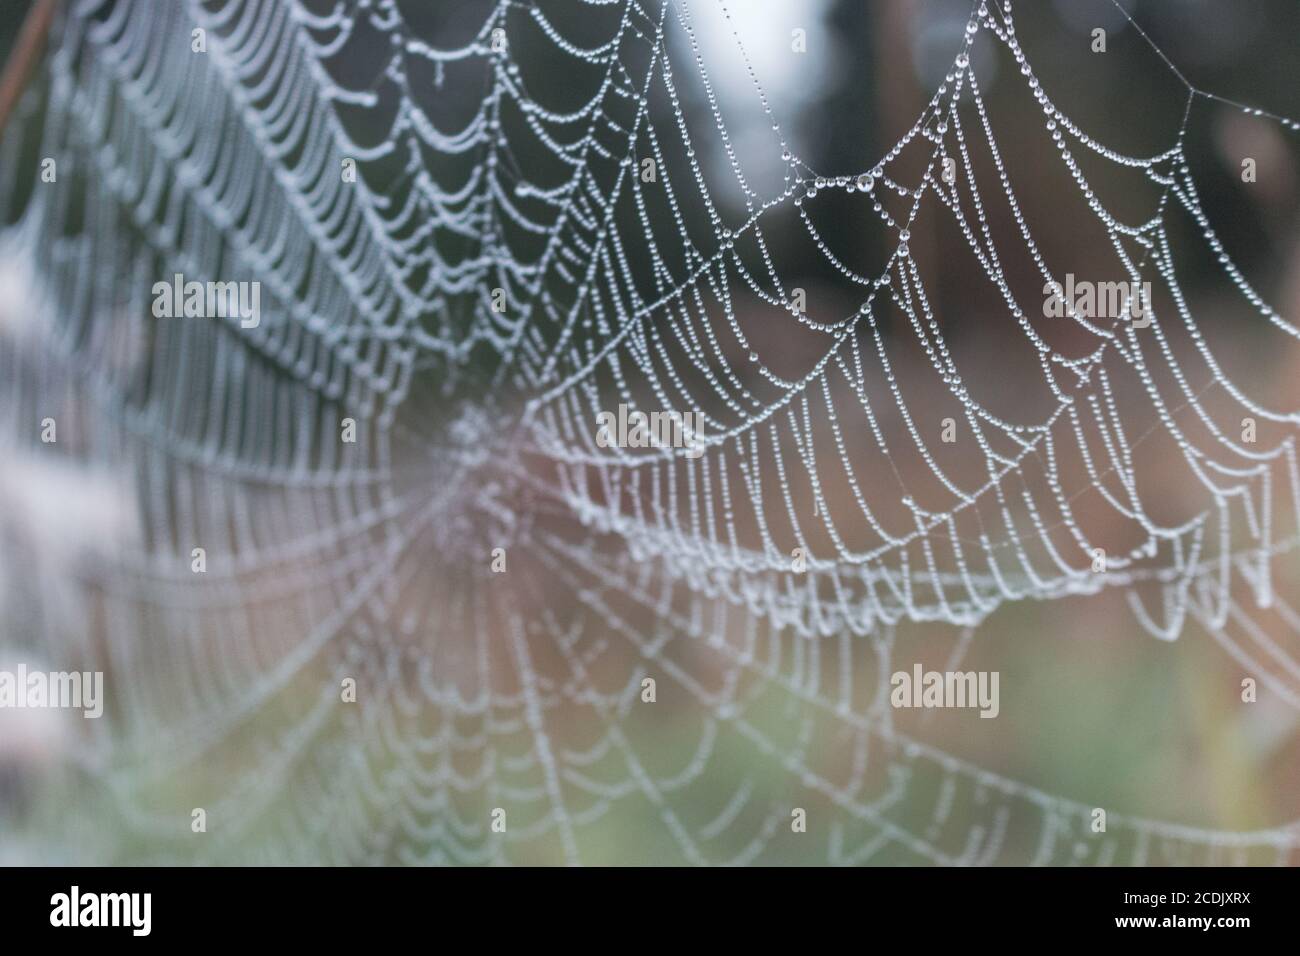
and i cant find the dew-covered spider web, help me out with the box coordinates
[0,0,1298,864]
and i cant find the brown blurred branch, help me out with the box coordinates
[871,2,939,270]
[0,0,58,137]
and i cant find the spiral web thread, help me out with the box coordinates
[0,0,1298,864]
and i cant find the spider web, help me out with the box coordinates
[0,0,1298,864]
